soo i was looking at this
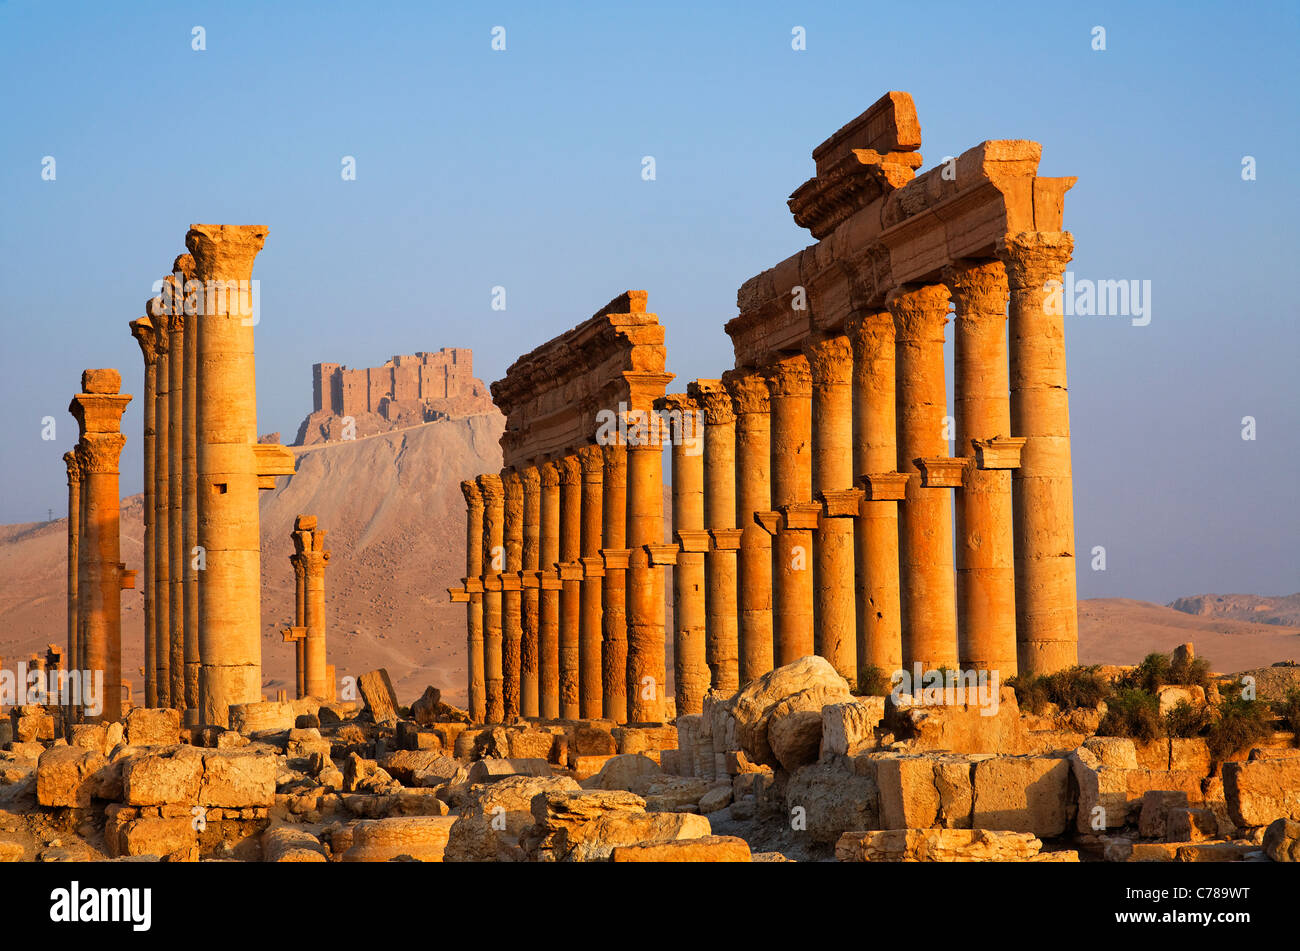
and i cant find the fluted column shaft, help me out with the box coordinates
[848,311,903,680]
[70,372,131,722]
[167,312,185,708]
[1000,232,1079,675]
[557,457,582,719]
[538,462,561,719]
[806,337,856,684]
[626,424,666,723]
[689,380,738,695]
[189,224,269,726]
[890,283,958,669]
[947,260,1016,675]
[658,394,707,716]
[577,447,604,718]
[479,473,505,723]
[599,444,628,722]
[766,355,814,667]
[724,370,772,684]
[461,481,485,721]
[152,318,171,706]
[502,471,524,721]
[520,467,541,718]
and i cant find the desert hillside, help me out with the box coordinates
[4,415,1297,707]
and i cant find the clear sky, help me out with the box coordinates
[1,1,1296,603]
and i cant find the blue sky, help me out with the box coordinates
[1,1,1296,602]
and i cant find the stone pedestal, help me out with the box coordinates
[128,317,158,706]
[723,370,772,684]
[520,466,541,718]
[557,457,582,719]
[657,394,707,716]
[890,283,958,670]
[460,480,486,721]
[478,473,505,723]
[625,423,666,724]
[688,379,739,695]
[1000,232,1079,675]
[847,311,904,682]
[599,443,628,723]
[502,470,524,721]
[187,224,269,726]
[69,369,131,722]
[806,336,856,684]
[947,259,1017,676]
[577,446,604,719]
[538,461,562,719]
[764,355,815,667]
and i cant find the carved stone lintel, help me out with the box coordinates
[674,529,712,554]
[819,488,864,518]
[780,501,822,531]
[973,436,1026,470]
[858,472,909,501]
[916,456,969,488]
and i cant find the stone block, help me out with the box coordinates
[36,746,107,807]
[1223,756,1300,828]
[122,746,204,805]
[1262,818,1300,862]
[358,669,400,724]
[341,816,457,862]
[125,708,182,746]
[262,825,327,862]
[120,817,197,860]
[836,828,1044,862]
[198,749,278,807]
[1137,790,1189,839]
[445,775,580,862]
[971,756,1071,837]
[786,760,880,843]
[820,698,885,758]
[611,835,751,862]
[464,757,551,785]
[228,701,295,734]
[581,753,664,794]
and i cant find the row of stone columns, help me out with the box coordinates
[458,432,671,725]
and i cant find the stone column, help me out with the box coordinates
[478,473,505,724]
[293,516,330,700]
[625,418,666,723]
[502,470,524,721]
[805,336,857,684]
[688,380,739,695]
[999,232,1079,675]
[290,552,307,698]
[151,311,171,707]
[187,224,268,726]
[577,446,604,719]
[538,461,562,719]
[599,443,628,722]
[69,369,131,722]
[946,259,1017,676]
[764,354,815,667]
[723,370,772,684]
[520,466,541,718]
[128,318,157,706]
[167,311,185,708]
[181,255,201,712]
[657,393,707,717]
[460,480,485,721]
[62,451,81,712]
[890,283,958,670]
[557,456,582,719]
[847,311,904,680]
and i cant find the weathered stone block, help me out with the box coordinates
[971,756,1071,837]
[122,746,204,805]
[341,816,457,862]
[836,828,1044,862]
[786,761,880,843]
[1223,756,1300,828]
[36,746,107,807]
[125,708,182,746]
[445,775,580,862]
[1137,790,1189,839]
[820,698,885,758]
[228,701,295,734]
[611,835,751,862]
[198,749,278,807]
[358,669,400,724]
[121,817,197,860]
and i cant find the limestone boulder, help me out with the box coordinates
[119,817,197,861]
[409,685,470,725]
[262,825,328,862]
[642,776,714,812]
[821,698,885,758]
[887,686,1024,754]
[341,816,457,862]
[198,749,279,807]
[36,746,107,807]
[1262,818,1300,862]
[122,746,204,805]
[125,708,183,746]
[836,828,1045,862]
[444,774,580,862]
[971,756,1071,838]
[379,749,454,785]
[465,757,551,785]
[785,760,880,843]
[1223,755,1300,828]
[521,789,711,862]
[358,669,401,724]
[611,835,752,862]
[725,656,853,768]
[581,753,663,794]
[228,701,295,734]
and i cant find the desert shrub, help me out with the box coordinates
[1206,697,1274,762]
[856,665,891,698]
[1010,666,1110,715]
[1121,650,1213,692]
[1006,674,1051,715]
[1097,688,1162,742]
[1168,653,1213,690]
[1165,699,1213,738]
[1273,687,1300,743]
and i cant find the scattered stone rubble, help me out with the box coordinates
[1,657,1295,863]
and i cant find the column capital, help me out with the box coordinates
[997,231,1074,287]
[539,460,562,487]
[686,378,734,426]
[762,353,812,398]
[460,479,484,509]
[558,455,581,485]
[943,259,1008,317]
[721,369,770,415]
[803,335,853,385]
[577,444,604,476]
[291,529,311,556]
[887,283,951,340]
[520,465,541,490]
[63,450,82,487]
[129,317,159,365]
[654,391,698,415]
[301,549,331,570]
[75,433,128,475]
[502,468,524,500]
[845,310,895,354]
[477,472,505,501]
[599,442,627,478]
[290,553,305,578]
[185,224,269,281]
